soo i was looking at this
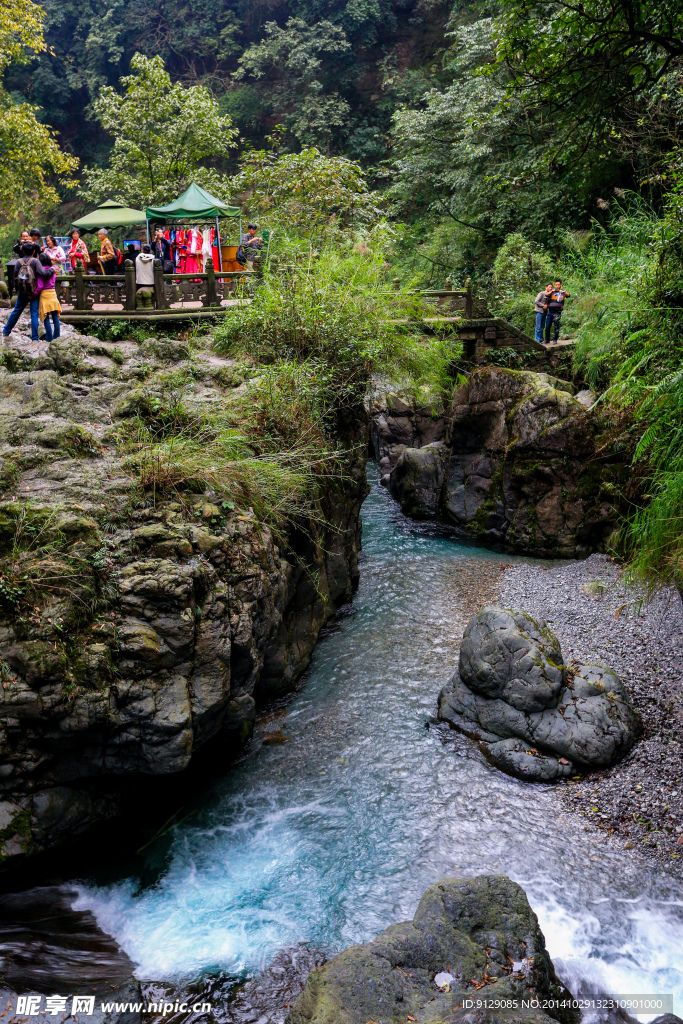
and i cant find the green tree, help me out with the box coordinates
[230,129,380,229]
[0,0,78,218]
[390,15,628,249]
[0,99,78,219]
[81,52,238,207]
[489,0,683,161]
[235,18,352,150]
[492,233,554,298]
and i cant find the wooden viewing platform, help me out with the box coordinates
[52,257,254,325]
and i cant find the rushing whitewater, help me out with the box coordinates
[76,469,683,1015]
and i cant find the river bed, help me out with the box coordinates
[71,468,683,1019]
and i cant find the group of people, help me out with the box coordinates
[2,219,267,339]
[534,280,570,343]
[4,231,62,343]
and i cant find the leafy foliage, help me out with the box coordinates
[0,0,77,219]
[80,53,238,207]
[231,129,379,230]
[0,99,78,219]
[0,0,46,74]
[390,15,627,252]
[16,0,446,168]
[489,0,683,169]
[492,234,555,298]
[235,19,352,151]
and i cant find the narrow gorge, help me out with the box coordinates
[0,316,680,1024]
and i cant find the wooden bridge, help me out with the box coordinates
[56,257,251,326]
[397,280,571,364]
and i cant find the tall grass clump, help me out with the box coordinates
[215,241,461,403]
[564,194,658,389]
[123,388,337,531]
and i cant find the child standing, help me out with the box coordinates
[37,252,61,342]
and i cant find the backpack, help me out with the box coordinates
[15,257,37,297]
[235,245,247,266]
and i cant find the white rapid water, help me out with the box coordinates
[75,469,683,1018]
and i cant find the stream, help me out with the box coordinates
[69,467,683,1019]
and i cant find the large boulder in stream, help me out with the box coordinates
[287,874,579,1024]
[438,607,642,781]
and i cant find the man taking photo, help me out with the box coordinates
[153,228,173,273]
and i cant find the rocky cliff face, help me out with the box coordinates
[0,321,367,864]
[371,368,622,557]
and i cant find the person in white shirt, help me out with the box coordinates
[135,244,155,287]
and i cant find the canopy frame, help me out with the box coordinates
[145,183,242,271]
[71,198,146,232]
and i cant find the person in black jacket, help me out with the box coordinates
[3,242,53,341]
[152,228,173,272]
[545,279,571,344]
[12,228,42,259]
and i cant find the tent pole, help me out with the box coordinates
[215,215,222,271]
[146,219,150,244]
[239,216,242,247]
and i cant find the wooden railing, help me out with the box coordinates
[55,258,251,312]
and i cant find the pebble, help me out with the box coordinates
[499,552,683,867]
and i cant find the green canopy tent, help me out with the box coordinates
[71,199,146,232]
[145,184,242,271]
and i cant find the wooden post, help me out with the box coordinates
[74,265,86,310]
[465,277,473,319]
[444,276,452,290]
[153,259,167,309]
[124,260,136,311]
[204,257,216,307]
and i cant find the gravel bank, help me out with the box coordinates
[499,552,683,867]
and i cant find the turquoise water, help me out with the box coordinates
[76,470,683,1016]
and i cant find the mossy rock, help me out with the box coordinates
[288,875,579,1024]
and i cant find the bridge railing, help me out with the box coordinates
[55,258,252,312]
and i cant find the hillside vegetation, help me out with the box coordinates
[1,0,682,591]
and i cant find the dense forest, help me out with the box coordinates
[7,0,683,248]
[7,0,450,166]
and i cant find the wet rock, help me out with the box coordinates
[0,327,368,863]
[438,607,642,781]
[368,386,448,484]
[287,874,579,1024]
[372,367,624,557]
[0,885,141,1024]
[389,441,448,516]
